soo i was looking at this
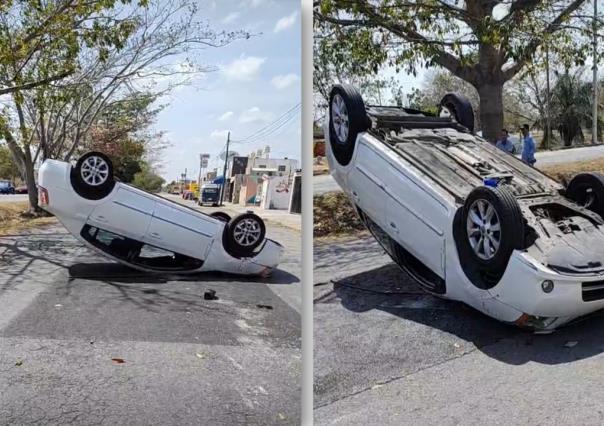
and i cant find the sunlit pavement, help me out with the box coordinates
[0,223,301,424]
[314,234,604,426]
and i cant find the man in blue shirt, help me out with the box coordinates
[521,124,536,166]
[495,129,515,154]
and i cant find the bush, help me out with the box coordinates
[132,170,165,193]
[313,191,364,237]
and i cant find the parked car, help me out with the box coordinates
[326,83,604,330]
[0,180,15,194]
[38,152,282,275]
[14,185,28,194]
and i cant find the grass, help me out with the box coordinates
[540,157,604,185]
[313,191,364,237]
[0,202,57,235]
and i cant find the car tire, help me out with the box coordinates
[210,212,231,222]
[72,151,115,200]
[566,172,604,218]
[328,84,370,166]
[439,93,475,132]
[225,213,266,256]
[460,186,524,273]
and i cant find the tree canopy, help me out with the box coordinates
[315,0,602,141]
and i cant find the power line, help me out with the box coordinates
[231,103,301,145]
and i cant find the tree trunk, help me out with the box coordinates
[23,148,39,213]
[477,82,504,143]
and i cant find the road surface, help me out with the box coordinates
[0,194,28,203]
[314,234,604,425]
[314,144,604,195]
[0,222,301,425]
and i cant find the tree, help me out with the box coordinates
[314,0,602,141]
[0,0,246,212]
[0,145,19,181]
[132,165,165,193]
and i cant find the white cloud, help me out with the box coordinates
[271,73,300,90]
[222,55,266,81]
[210,129,231,142]
[222,12,239,24]
[218,111,234,121]
[274,11,297,33]
[239,107,274,124]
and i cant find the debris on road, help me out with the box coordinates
[204,289,218,300]
[195,352,206,360]
[564,341,579,348]
[111,358,126,364]
[15,359,23,367]
[256,304,273,310]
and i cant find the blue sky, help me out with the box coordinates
[155,0,300,182]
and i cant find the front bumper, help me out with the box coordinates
[489,251,604,323]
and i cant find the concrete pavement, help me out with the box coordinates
[0,222,301,424]
[314,234,604,425]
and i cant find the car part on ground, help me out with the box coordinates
[325,83,604,330]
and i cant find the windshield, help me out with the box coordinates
[0,181,9,188]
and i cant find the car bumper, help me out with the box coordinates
[200,238,284,276]
[489,252,604,328]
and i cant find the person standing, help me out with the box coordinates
[495,129,515,154]
[521,124,536,166]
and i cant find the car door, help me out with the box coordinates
[87,186,154,240]
[382,162,447,278]
[145,201,217,260]
[348,142,386,226]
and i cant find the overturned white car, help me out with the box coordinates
[327,83,604,330]
[38,152,282,276]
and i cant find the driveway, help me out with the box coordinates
[0,223,301,425]
[314,234,604,425]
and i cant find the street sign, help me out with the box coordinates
[200,153,210,168]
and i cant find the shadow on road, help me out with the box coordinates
[330,262,604,366]
[68,262,299,285]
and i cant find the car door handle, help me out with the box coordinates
[389,222,398,230]
[150,232,160,238]
[352,191,359,200]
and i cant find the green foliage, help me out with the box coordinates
[0,145,19,180]
[132,166,165,193]
[314,0,599,141]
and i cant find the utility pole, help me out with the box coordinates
[219,131,230,206]
[593,0,599,144]
[545,45,552,150]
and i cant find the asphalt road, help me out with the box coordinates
[314,234,604,425]
[0,194,28,203]
[0,223,301,425]
[314,144,604,195]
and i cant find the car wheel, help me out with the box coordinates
[460,186,524,273]
[566,172,604,218]
[210,212,231,222]
[328,84,370,166]
[72,151,115,200]
[439,93,475,132]
[226,213,266,256]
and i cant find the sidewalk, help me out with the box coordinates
[164,194,301,232]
